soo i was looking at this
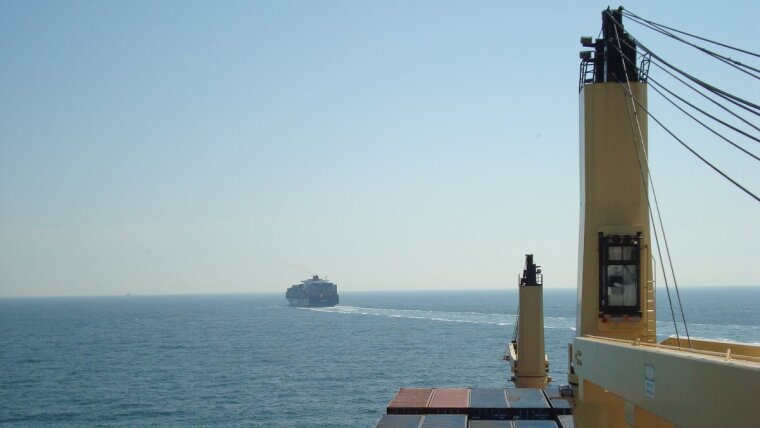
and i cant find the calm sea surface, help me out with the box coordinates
[2,287,758,427]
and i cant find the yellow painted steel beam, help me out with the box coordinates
[573,336,760,427]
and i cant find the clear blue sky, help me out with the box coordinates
[1,1,758,297]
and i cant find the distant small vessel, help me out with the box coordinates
[285,275,339,307]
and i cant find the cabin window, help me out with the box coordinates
[599,233,641,315]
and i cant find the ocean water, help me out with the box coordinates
[1,287,758,427]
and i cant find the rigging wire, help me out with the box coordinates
[648,60,760,134]
[647,75,760,144]
[600,31,760,202]
[621,86,684,347]
[617,35,760,129]
[615,28,760,114]
[647,81,760,162]
[609,19,689,347]
[607,38,760,160]
[606,13,760,350]
[602,13,760,203]
[614,76,760,204]
[621,12,760,79]
[622,9,760,59]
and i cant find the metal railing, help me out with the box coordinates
[579,59,595,91]
[579,53,651,91]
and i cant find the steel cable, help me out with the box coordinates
[612,26,760,114]
[616,35,760,131]
[622,12,760,79]
[609,18,689,347]
[622,9,760,59]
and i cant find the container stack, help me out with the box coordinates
[427,388,469,415]
[469,388,509,420]
[377,388,574,428]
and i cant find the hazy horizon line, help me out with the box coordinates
[2,284,759,299]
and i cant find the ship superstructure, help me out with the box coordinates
[375,6,760,428]
[285,275,339,307]
[506,255,551,389]
[569,8,760,427]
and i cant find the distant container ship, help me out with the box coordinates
[285,275,339,307]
